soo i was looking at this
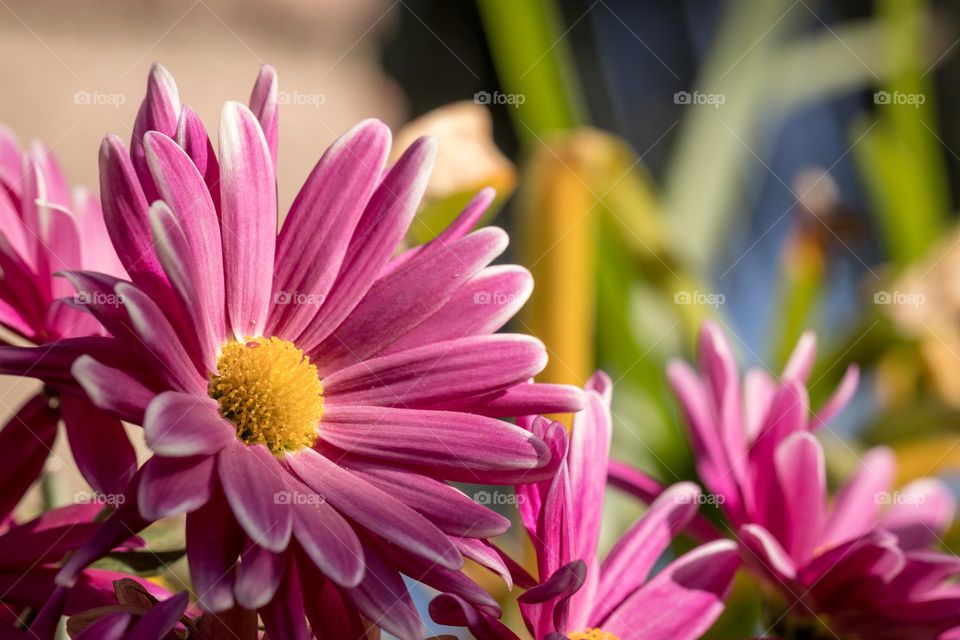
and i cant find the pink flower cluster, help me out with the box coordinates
[0,64,955,640]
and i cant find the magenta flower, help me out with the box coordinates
[66,578,249,640]
[0,497,160,640]
[40,64,582,639]
[432,372,740,640]
[641,320,960,639]
[0,128,134,496]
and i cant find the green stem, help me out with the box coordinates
[477,0,586,143]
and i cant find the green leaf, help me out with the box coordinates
[477,0,585,143]
[93,549,186,577]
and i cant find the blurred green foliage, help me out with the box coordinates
[475,0,960,635]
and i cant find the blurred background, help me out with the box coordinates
[3,0,960,636]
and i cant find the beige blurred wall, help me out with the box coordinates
[0,0,406,210]
[0,0,408,501]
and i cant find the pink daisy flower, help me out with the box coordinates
[617,321,960,639]
[431,372,740,640]
[36,64,583,639]
[0,128,134,496]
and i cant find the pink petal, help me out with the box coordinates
[116,282,206,393]
[175,106,220,210]
[286,475,364,588]
[738,523,798,584]
[217,442,292,553]
[378,264,532,356]
[130,63,181,203]
[293,137,435,352]
[61,394,136,496]
[696,322,753,519]
[0,186,29,265]
[317,405,550,474]
[517,418,568,539]
[312,227,508,373]
[144,132,225,350]
[138,454,214,520]
[429,593,518,640]
[591,482,702,625]
[143,391,233,457]
[0,393,58,519]
[437,382,585,417]
[0,337,130,389]
[0,508,100,569]
[147,202,220,372]
[324,334,546,408]
[0,123,21,195]
[186,487,242,612]
[0,239,45,336]
[667,360,744,521]
[56,475,150,587]
[72,188,128,279]
[219,101,276,339]
[38,201,81,300]
[235,540,284,609]
[812,364,859,428]
[801,530,903,601]
[382,532,501,615]
[880,478,957,549]
[300,560,370,640]
[749,380,808,527]
[742,367,776,443]
[286,448,461,570]
[387,187,495,274]
[343,543,423,640]
[781,330,816,382]
[60,270,133,342]
[821,446,895,549]
[567,371,613,562]
[260,561,311,640]
[348,461,509,538]
[601,540,740,640]
[99,135,165,288]
[72,354,156,424]
[607,460,723,542]
[74,612,132,640]
[248,64,279,169]
[127,590,189,640]
[772,431,825,564]
[534,452,575,591]
[453,537,528,590]
[269,120,390,340]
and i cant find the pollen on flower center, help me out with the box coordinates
[568,630,620,640]
[208,336,323,455]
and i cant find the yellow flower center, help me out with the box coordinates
[208,337,323,455]
[568,631,620,640]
